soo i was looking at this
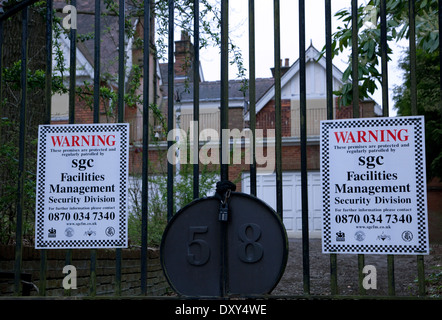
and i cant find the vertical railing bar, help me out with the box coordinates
[299,0,310,296]
[358,254,365,295]
[141,0,150,296]
[325,0,338,296]
[380,0,396,296]
[387,255,395,295]
[351,0,359,118]
[66,0,76,297]
[417,255,426,296]
[193,0,200,199]
[115,243,122,295]
[64,250,72,296]
[115,0,126,297]
[438,9,442,301]
[329,253,338,295]
[68,0,76,124]
[0,16,9,294]
[248,0,257,197]
[93,0,101,124]
[380,0,389,117]
[220,0,229,297]
[220,0,229,181]
[409,0,417,117]
[408,0,425,296]
[439,0,442,118]
[45,0,53,125]
[90,0,102,297]
[0,20,3,105]
[89,249,97,296]
[167,0,174,222]
[351,0,365,296]
[325,0,333,121]
[273,0,282,219]
[40,0,53,297]
[118,0,125,124]
[14,6,28,296]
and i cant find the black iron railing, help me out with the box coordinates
[0,0,439,298]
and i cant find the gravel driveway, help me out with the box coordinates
[272,238,442,297]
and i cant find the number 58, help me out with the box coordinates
[186,223,264,266]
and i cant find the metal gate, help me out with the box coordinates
[0,0,439,298]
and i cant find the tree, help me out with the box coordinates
[393,48,442,179]
[0,2,50,244]
[327,0,441,180]
[326,0,439,106]
[0,0,244,244]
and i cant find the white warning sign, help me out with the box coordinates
[321,116,429,255]
[35,123,129,249]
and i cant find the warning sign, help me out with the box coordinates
[320,116,429,255]
[35,123,129,249]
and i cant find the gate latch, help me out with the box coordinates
[219,189,231,222]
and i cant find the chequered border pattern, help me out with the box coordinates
[35,124,129,249]
[321,117,428,254]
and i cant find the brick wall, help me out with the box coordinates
[51,83,119,126]
[129,147,167,176]
[256,99,291,137]
[335,99,379,119]
[174,31,194,80]
[228,107,245,130]
[0,246,171,296]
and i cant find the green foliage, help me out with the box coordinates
[425,265,442,297]
[1,61,67,95]
[54,0,249,118]
[324,0,441,180]
[393,48,442,180]
[0,119,37,245]
[324,0,439,106]
[127,160,219,247]
[127,130,220,247]
[0,0,244,246]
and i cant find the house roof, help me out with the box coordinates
[159,44,351,112]
[248,44,346,119]
[53,0,139,80]
[160,61,274,106]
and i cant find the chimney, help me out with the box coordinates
[271,58,290,77]
[174,31,195,81]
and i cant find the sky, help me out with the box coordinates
[191,0,409,116]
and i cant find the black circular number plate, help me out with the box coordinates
[160,192,288,297]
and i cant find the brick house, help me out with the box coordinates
[155,33,381,237]
[50,0,158,129]
[49,11,383,237]
[48,11,441,241]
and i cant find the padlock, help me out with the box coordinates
[219,202,229,222]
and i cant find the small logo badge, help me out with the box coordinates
[105,227,115,237]
[377,232,391,241]
[48,228,56,238]
[65,227,74,237]
[336,231,345,241]
[402,231,413,242]
[355,231,365,241]
[84,228,96,236]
